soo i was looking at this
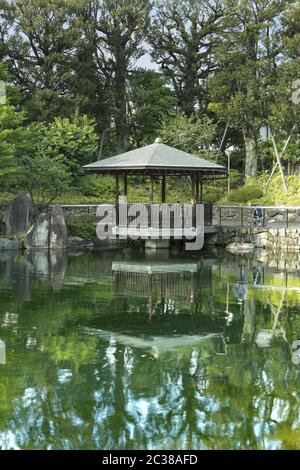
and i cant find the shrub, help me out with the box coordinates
[204,186,225,203]
[78,175,114,200]
[227,186,264,204]
[66,214,97,240]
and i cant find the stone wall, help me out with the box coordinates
[208,226,300,252]
[212,206,300,226]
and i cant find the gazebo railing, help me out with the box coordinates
[117,203,213,228]
[58,203,214,227]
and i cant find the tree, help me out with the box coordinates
[83,0,151,153]
[0,0,83,121]
[149,0,226,116]
[20,110,98,182]
[249,1,300,187]
[208,0,291,179]
[128,69,177,146]
[44,110,99,175]
[160,113,218,158]
[18,146,71,211]
[0,63,26,188]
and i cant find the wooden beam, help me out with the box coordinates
[218,121,230,153]
[270,130,288,194]
[265,124,296,189]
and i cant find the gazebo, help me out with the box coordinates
[83,140,226,241]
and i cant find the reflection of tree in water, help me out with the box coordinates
[1,329,299,450]
[1,251,300,449]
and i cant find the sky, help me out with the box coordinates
[136,41,160,71]
[137,53,159,70]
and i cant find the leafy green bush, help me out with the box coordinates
[78,175,114,199]
[0,192,22,204]
[204,186,225,203]
[227,186,264,203]
[229,170,245,188]
[66,214,97,240]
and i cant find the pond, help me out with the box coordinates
[0,247,300,450]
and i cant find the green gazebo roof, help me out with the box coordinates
[83,143,226,176]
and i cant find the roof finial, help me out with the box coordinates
[154,137,162,144]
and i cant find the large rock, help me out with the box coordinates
[25,213,49,249]
[49,206,68,250]
[4,194,35,236]
[25,205,68,250]
[0,238,19,251]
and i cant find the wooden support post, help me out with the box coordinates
[123,175,127,197]
[191,174,196,227]
[195,174,199,203]
[161,173,166,203]
[191,174,195,200]
[150,175,154,203]
[227,150,231,196]
[200,179,203,203]
[115,174,119,225]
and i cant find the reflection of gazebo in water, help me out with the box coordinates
[83,257,226,355]
[113,260,204,303]
[83,141,226,247]
[112,257,215,320]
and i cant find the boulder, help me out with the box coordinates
[0,238,19,251]
[226,242,255,254]
[25,205,68,250]
[4,194,35,236]
[25,213,49,250]
[49,206,68,250]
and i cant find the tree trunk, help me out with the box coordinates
[114,52,128,154]
[243,133,258,178]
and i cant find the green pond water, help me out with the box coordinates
[0,247,300,450]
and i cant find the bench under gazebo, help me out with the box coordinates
[83,140,226,245]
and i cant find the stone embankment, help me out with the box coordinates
[207,226,300,252]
